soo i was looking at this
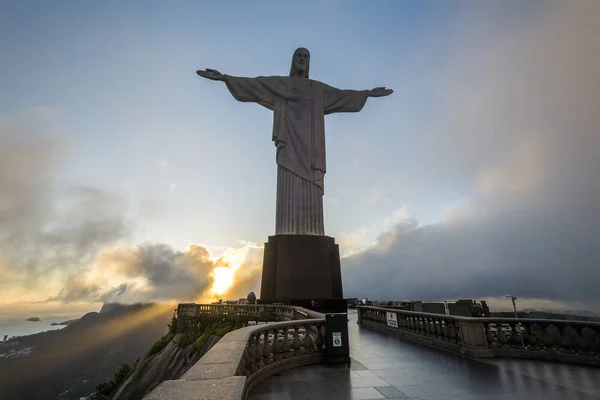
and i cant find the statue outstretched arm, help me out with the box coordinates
[368,87,394,97]
[196,69,275,110]
[196,69,224,81]
[322,83,393,115]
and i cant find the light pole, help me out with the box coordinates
[505,294,525,347]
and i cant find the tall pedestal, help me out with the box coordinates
[260,235,344,304]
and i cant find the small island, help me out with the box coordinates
[51,318,79,326]
[26,317,41,322]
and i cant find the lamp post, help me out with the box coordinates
[505,294,525,347]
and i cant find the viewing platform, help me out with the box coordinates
[250,311,600,399]
[145,304,600,400]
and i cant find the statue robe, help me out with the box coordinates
[223,75,370,235]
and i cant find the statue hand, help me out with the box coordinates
[369,87,393,97]
[196,69,224,81]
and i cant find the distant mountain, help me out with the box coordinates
[25,317,41,322]
[0,302,175,400]
[491,309,600,322]
[521,308,600,317]
[99,302,128,314]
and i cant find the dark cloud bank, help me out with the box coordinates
[343,1,600,310]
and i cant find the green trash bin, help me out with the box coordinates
[325,313,351,367]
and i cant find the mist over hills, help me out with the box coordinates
[0,302,174,400]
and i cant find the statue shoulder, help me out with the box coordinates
[255,75,297,91]
[256,75,289,82]
[309,79,329,91]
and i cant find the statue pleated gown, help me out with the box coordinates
[223,75,370,236]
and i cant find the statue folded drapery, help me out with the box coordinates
[196,47,392,236]
[223,75,369,235]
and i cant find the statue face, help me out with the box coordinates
[293,48,310,75]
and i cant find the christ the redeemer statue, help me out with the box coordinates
[197,48,392,236]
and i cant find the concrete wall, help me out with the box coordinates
[422,303,446,315]
[448,302,473,317]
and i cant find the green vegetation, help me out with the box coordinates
[148,331,176,356]
[90,363,132,400]
[214,324,237,336]
[91,313,243,400]
[259,309,284,322]
[145,312,178,355]
[148,316,242,357]
[167,313,178,333]
[177,326,203,348]
[193,331,213,354]
[178,321,242,353]
[192,322,240,354]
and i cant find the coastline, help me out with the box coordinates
[0,317,76,340]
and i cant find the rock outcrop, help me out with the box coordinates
[111,333,222,400]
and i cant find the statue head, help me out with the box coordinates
[290,47,310,78]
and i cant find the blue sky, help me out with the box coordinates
[0,0,530,250]
[4,1,600,313]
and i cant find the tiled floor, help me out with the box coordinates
[249,311,600,400]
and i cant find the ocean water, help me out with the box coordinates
[0,318,72,339]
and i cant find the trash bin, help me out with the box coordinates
[325,313,351,367]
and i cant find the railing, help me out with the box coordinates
[482,317,600,362]
[144,305,327,400]
[176,303,296,331]
[358,306,600,366]
[237,318,326,396]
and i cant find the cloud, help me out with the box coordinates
[0,110,132,302]
[0,262,12,285]
[327,197,340,205]
[343,1,600,311]
[381,206,410,231]
[49,244,212,303]
[339,207,411,257]
[157,155,169,174]
[339,226,372,251]
[47,241,264,304]
[368,182,388,205]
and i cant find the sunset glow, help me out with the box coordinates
[211,266,234,295]
[1,0,599,322]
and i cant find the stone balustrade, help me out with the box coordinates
[144,306,326,400]
[176,303,297,332]
[237,318,326,395]
[482,317,600,363]
[358,306,600,366]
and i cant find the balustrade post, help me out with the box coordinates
[315,325,325,352]
[459,321,494,358]
[281,327,291,358]
[263,329,272,364]
[291,326,302,354]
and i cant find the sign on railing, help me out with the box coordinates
[386,311,398,328]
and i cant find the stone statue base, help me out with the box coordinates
[259,235,344,304]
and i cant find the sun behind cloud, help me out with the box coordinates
[199,241,264,302]
[211,266,234,296]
